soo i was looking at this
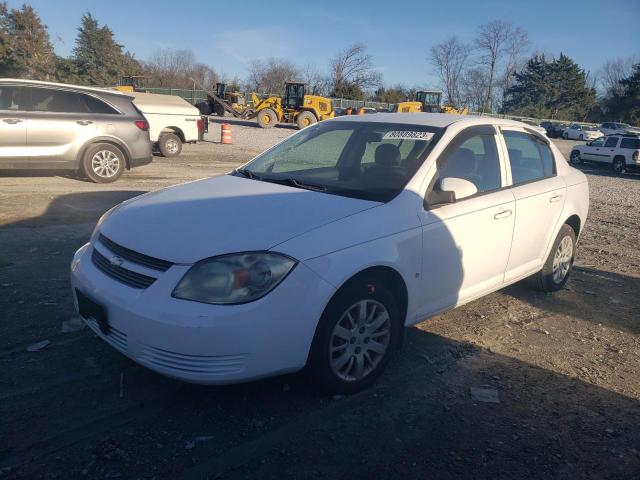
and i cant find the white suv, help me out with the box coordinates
[570,134,640,173]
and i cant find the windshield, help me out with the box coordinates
[238,121,443,202]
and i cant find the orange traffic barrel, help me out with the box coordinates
[221,123,232,144]
[357,107,365,115]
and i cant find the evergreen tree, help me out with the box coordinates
[73,12,141,85]
[605,64,640,125]
[0,2,55,79]
[503,53,596,120]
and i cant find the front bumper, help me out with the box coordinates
[70,243,336,384]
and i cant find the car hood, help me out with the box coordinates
[99,175,380,264]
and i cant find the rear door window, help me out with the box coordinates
[29,88,117,114]
[604,137,619,148]
[0,86,30,111]
[503,131,555,185]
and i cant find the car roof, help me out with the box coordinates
[328,112,538,130]
[0,78,129,97]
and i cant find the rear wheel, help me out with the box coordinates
[257,108,277,128]
[307,277,401,394]
[527,224,576,292]
[613,156,626,174]
[569,150,582,165]
[563,132,569,139]
[81,143,125,183]
[158,133,182,157]
[296,111,317,129]
[579,134,584,140]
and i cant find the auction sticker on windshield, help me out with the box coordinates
[383,131,435,141]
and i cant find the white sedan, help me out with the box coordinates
[71,114,589,394]
[563,124,603,141]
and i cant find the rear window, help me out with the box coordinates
[620,138,640,149]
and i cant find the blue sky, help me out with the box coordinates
[7,0,640,88]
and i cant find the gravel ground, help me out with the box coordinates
[1,118,639,479]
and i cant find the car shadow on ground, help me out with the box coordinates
[571,162,640,180]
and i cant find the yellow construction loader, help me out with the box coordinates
[116,76,146,93]
[250,82,334,129]
[196,80,334,129]
[394,90,468,115]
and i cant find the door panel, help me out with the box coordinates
[27,112,96,164]
[417,190,516,317]
[504,176,566,282]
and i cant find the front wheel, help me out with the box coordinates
[257,108,277,128]
[307,278,401,394]
[81,143,125,183]
[527,224,576,292]
[563,132,568,139]
[579,134,584,140]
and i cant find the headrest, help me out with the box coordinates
[375,143,400,167]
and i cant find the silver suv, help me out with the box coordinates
[0,79,152,183]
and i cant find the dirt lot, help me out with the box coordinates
[1,119,639,479]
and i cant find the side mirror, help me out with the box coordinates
[586,141,592,146]
[439,177,478,202]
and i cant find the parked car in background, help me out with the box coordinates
[71,113,589,393]
[542,122,570,138]
[0,79,152,183]
[131,92,203,158]
[599,122,640,136]
[569,133,640,174]
[563,124,603,141]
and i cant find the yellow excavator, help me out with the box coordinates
[394,90,468,115]
[196,80,334,129]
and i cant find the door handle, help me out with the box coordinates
[549,194,562,203]
[494,209,513,220]
[2,118,22,124]
[76,120,93,126]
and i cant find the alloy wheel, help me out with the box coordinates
[329,299,391,382]
[91,150,121,178]
[552,235,573,284]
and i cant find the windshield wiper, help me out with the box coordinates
[283,178,327,192]
[234,168,261,180]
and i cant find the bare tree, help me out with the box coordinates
[475,20,511,113]
[599,56,638,97]
[430,36,470,107]
[329,43,381,95]
[500,26,529,104]
[461,67,489,112]
[301,64,327,95]
[246,58,299,95]
[143,48,218,89]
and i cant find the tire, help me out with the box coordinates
[307,276,402,395]
[257,108,277,128]
[214,102,226,117]
[196,101,212,116]
[612,156,626,175]
[81,143,125,183]
[158,133,182,158]
[579,134,584,141]
[296,111,317,129]
[563,132,568,139]
[569,150,583,165]
[527,224,576,292]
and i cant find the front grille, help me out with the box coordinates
[92,248,156,289]
[98,234,173,272]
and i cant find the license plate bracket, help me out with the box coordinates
[76,289,110,334]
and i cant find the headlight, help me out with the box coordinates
[172,252,297,305]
